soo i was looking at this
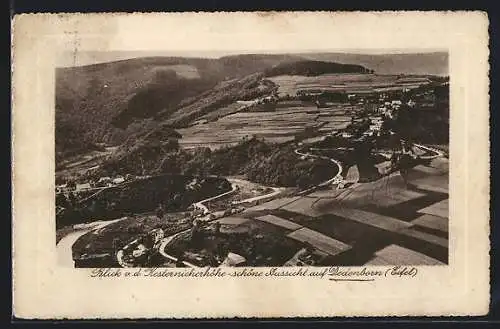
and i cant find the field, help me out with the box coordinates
[56,146,117,179]
[176,73,411,150]
[157,64,201,79]
[178,101,362,150]
[235,157,450,265]
[267,73,431,96]
[198,102,248,122]
[161,155,450,267]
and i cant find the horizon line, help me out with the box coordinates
[57,49,448,68]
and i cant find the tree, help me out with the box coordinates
[157,153,181,174]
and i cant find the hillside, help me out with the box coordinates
[98,137,337,190]
[55,55,302,159]
[57,174,232,227]
[159,72,278,128]
[55,52,446,161]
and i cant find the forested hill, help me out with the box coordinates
[55,55,371,160]
[264,60,372,77]
[55,55,304,159]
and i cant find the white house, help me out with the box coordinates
[76,183,92,191]
[112,177,125,184]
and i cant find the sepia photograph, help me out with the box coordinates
[55,50,450,269]
[12,12,489,318]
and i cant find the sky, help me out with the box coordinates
[52,12,458,71]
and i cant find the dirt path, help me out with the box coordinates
[193,183,238,214]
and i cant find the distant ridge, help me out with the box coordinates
[59,51,448,76]
[297,52,448,76]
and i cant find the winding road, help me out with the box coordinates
[56,218,126,267]
[294,148,344,195]
[118,181,244,268]
[154,148,346,267]
[228,178,285,205]
[58,180,239,268]
[156,233,200,268]
[192,182,239,214]
[293,139,444,195]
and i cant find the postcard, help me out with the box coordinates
[12,11,490,318]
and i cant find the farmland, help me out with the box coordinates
[177,72,435,150]
[178,101,361,150]
[159,157,450,267]
[234,157,450,265]
[267,73,431,97]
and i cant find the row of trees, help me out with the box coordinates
[100,135,339,191]
[57,175,232,228]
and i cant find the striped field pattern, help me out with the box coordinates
[241,157,449,266]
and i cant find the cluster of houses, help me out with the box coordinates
[339,95,410,140]
[56,175,131,194]
[362,116,384,137]
[376,100,405,118]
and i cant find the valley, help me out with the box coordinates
[55,52,449,268]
